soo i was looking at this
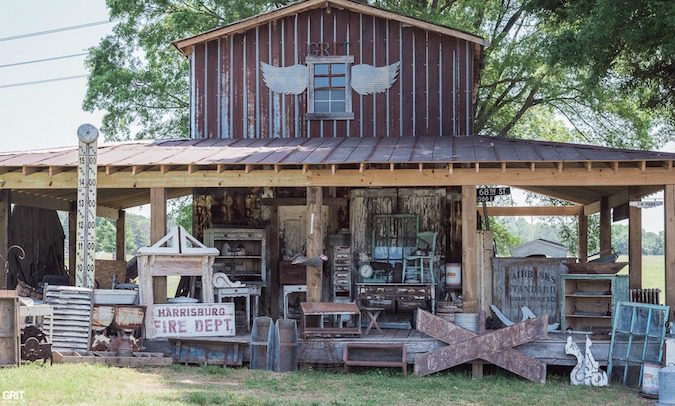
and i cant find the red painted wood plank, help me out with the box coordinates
[414,28,426,137]
[388,20,401,138]
[194,43,206,139]
[270,21,282,138]
[307,8,322,137]
[374,17,387,137]
[284,16,296,138]
[258,24,270,138]
[360,14,374,137]
[220,36,231,139]
[246,29,257,139]
[457,38,466,136]
[441,36,454,136]
[231,34,244,138]
[206,40,219,139]
[321,7,335,138]
[427,33,440,137]
[400,27,414,136]
[296,14,309,137]
[334,8,349,137]
[348,11,361,137]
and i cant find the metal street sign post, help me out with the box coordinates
[75,124,99,288]
[629,200,663,209]
[476,187,511,230]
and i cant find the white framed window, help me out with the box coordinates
[306,55,354,120]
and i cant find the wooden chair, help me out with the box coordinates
[401,231,437,283]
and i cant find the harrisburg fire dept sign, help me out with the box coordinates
[151,303,236,338]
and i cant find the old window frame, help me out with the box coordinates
[306,55,354,120]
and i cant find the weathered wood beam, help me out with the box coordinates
[306,186,323,302]
[479,205,581,216]
[260,197,347,206]
[462,185,478,313]
[584,190,629,216]
[10,191,72,212]
[115,210,126,261]
[106,165,123,175]
[48,166,64,177]
[629,198,642,289]
[3,166,675,189]
[578,212,588,263]
[132,165,146,175]
[665,185,675,311]
[96,205,121,220]
[599,196,611,254]
[150,187,167,305]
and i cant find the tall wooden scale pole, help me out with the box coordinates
[75,124,99,288]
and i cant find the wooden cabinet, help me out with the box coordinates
[204,228,267,286]
[332,246,352,302]
[560,274,629,333]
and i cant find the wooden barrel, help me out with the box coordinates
[250,316,274,370]
[273,319,298,372]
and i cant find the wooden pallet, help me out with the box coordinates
[53,351,172,367]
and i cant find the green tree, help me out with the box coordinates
[95,218,117,253]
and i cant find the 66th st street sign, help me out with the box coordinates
[477,187,511,203]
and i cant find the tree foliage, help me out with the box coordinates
[86,0,674,148]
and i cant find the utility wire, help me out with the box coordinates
[0,52,88,68]
[0,20,111,42]
[0,75,88,89]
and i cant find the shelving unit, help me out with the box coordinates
[332,245,352,302]
[204,228,268,286]
[560,274,628,333]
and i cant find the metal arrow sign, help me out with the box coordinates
[75,124,99,288]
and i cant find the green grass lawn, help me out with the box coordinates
[618,255,664,303]
[0,363,649,406]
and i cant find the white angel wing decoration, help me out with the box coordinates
[260,62,309,94]
[351,62,400,95]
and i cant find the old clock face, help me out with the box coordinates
[77,123,99,144]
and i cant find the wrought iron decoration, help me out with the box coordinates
[261,61,400,95]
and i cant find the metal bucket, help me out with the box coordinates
[445,263,461,286]
[642,362,660,396]
[273,319,298,372]
[250,316,274,370]
[454,313,479,333]
[658,364,675,406]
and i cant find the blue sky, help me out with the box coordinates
[0,0,668,232]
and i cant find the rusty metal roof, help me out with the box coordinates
[1,135,673,169]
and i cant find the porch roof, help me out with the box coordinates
[1,135,674,169]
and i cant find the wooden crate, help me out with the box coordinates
[0,290,20,367]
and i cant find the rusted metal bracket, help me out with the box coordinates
[414,310,548,383]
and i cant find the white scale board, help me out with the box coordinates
[75,125,99,288]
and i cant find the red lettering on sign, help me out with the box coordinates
[195,320,203,332]
[215,319,223,331]
[225,319,231,331]
[205,319,213,332]
[168,320,177,333]
[178,320,187,333]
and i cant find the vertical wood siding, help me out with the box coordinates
[191,6,475,139]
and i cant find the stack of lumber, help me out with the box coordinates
[43,285,93,352]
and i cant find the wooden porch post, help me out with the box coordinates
[577,212,588,263]
[599,196,611,254]
[461,185,477,313]
[115,209,126,261]
[68,210,76,276]
[306,186,323,302]
[150,187,167,304]
[269,204,280,318]
[0,191,9,289]
[665,185,675,310]
[628,198,642,289]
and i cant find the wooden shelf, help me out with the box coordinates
[216,255,262,259]
[565,314,612,319]
[565,294,612,298]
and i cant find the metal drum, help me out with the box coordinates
[273,319,298,372]
[658,364,675,406]
[250,316,274,370]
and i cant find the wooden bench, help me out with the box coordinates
[343,343,407,378]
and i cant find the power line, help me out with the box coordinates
[0,20,111,42]
[0,75,88,89]
[0,52,88,68]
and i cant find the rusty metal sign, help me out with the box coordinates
[415,310,547,382]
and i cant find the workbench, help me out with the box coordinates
[356,283,435,314]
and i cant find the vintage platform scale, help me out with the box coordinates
[75,124,99,288]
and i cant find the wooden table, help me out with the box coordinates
[300,302,361,338]
[343,343,407,378]
[360,306,384,335]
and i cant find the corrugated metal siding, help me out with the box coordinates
[192,6,475,139]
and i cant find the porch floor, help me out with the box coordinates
[159,329,626,366]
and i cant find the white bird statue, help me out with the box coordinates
[292,254,329,268]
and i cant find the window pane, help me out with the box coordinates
[331,63,345,74]
[331,89,345,101]
[314,77,330,87]
[331,101,346,112]
[314,64,329,75]
[331,76,345,87]
[315,101,330,112]
[315,89,330,101]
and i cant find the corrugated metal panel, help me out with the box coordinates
[43,285,93,352]
[1,135,674,168]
